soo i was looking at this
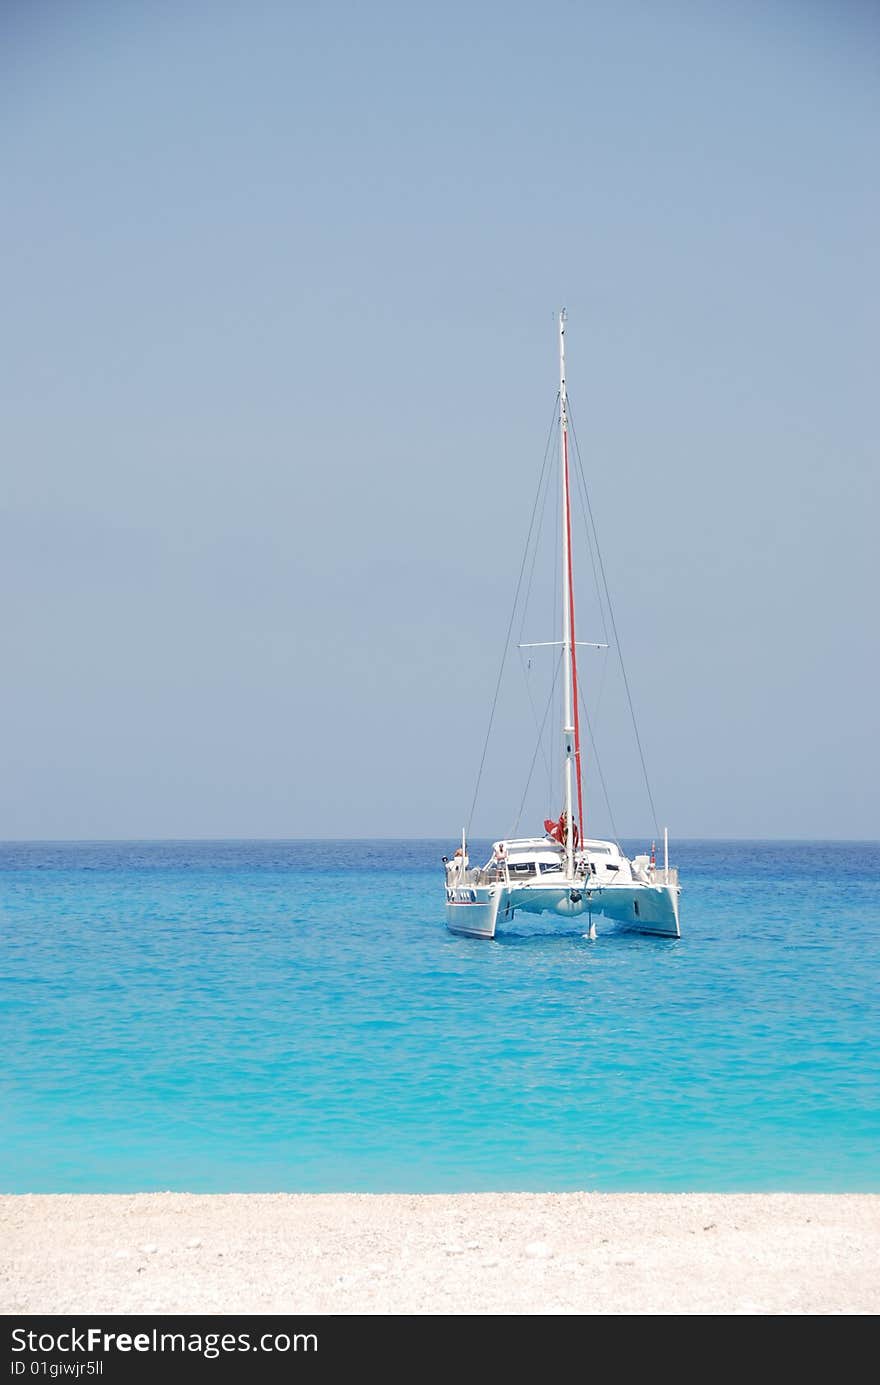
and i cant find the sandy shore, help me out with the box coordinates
[2,1192,878,1315]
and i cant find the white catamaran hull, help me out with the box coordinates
[446,878,680,940]
[444,885,503,940]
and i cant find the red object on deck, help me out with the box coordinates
[544,813,579,848]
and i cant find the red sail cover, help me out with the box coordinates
[544,814,579,847]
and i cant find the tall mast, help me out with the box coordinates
[559,309,584,875]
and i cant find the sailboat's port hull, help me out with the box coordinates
[445,880,680,940]
[445,886,500,939]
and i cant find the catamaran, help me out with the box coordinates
[444,312,681,940]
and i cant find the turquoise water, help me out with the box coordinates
[2,839,878,1192]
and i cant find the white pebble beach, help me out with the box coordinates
[2,1192,878,1316]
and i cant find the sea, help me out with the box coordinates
[2,839,878,1194]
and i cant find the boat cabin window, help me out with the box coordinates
[499,854,563,879]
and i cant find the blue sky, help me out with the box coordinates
[2,0,878,839]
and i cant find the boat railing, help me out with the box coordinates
[472,867,502,885]
[451,863,589,888]
[650,867,679,887]
[448,866,503,886]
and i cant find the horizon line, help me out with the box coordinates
[1,835,879,846]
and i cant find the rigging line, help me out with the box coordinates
[517,646,554,800]
[570,430,610,647]
[518,400,560,645]
[567,400,661,839]
[588,643,611,744]
[510,650,563,838]
[577,679,620,847]
[466,398,560,836]
[516,399,564,808]
[567,402,611,743]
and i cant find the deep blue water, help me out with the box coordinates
[2,839,878,1193]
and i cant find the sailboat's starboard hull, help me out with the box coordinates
[578,882,681,937]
